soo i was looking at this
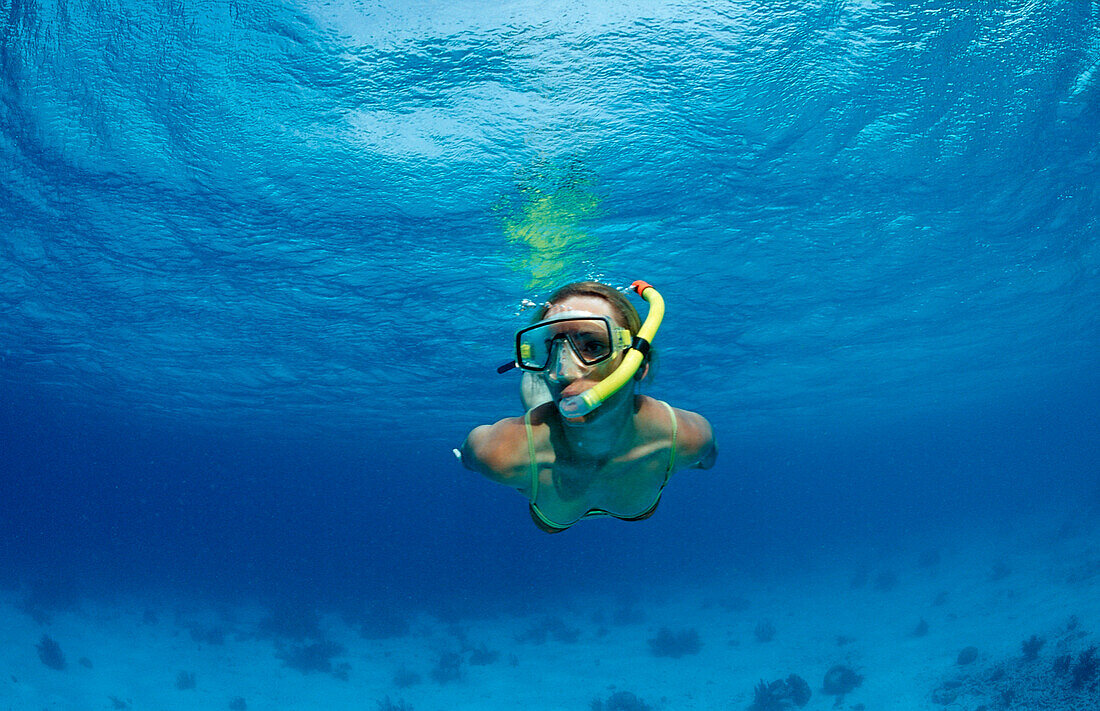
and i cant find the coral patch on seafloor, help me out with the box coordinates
[376,696,414,711]
[647,627,702,658]
[430,651,463,684]
[754,620,776,643]
[36,635,66,670]
[516,616,581,644]
[276,640,346,676]
[590,690,652,711]
[956,646,980,665]
[1021,634,1045,661]
[749,674,812,710]
[1070,646,1098,691]
[467,643,500,666]
[822,665,863,696]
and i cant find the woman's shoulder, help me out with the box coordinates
[639,396,717,470]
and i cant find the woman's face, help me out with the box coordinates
[539,295,629,401]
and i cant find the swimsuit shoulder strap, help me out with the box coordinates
[524,409,539,502]
[661,399,678,478]
[524,410,569,532]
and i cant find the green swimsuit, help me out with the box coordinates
[524,400,678,534]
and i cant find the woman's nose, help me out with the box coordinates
[546,339,585,382]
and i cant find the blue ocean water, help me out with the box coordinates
[2,0,1099,706]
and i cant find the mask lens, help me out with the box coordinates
[567,325,612,364]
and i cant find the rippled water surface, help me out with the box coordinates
[4,0,1096,441]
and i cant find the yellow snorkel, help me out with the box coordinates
[557,280,665,418]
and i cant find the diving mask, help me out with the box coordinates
[514,315,632,373]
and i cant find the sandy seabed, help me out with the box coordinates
[3,513,1099,711]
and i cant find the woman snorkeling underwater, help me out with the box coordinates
[458,280,717,533]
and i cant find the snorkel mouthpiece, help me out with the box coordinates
[556,389,602,419]
[556,280,664,418]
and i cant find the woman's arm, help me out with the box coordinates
[676,409,717,470]
[457,418,528,486]
[457,424,493,474]
[694,435,718,469]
